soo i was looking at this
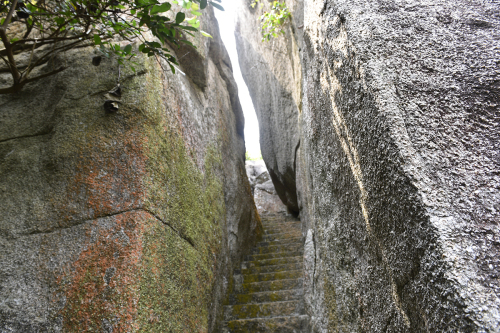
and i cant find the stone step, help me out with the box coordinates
[264,228,302,236]
[242,262,303,275]
[224,300,304,321]
[246,251,304,262]
[250,243,303,255]
[241,278,303,293]
[260,214,298,221]
[223,315,309,333]
[262,232,302,241]
[229,289,304,305]
[243,269,303,283]
[257,237,304,247]
[261,221,302,229]
[243,255,303,268]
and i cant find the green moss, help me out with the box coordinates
[57,52,241,332]
[134,57,228,332]
[324,277,338,333]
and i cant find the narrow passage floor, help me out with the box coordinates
[223,213,308,332]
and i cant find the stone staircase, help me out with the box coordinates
[223,213,309,332]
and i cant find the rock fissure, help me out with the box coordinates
[0,128,53,144]
[6,208,197,251]
[142,208,198,249]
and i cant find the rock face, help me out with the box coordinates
[246,160,288,214]
[236,1,303,214]
[0,8,262,332]
[236,0,500,332]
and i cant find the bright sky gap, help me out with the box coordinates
[214,2,261,159]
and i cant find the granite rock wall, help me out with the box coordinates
[0,7,262,332]
[236,0,500,331]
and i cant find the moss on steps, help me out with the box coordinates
[223,213,309,332]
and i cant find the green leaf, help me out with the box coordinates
[10,37,19,43]
[176,12,185,24]
[54,17,65,25]
[180,39,195,46]
[200,30,212,38]
[210,2,224,10]
[199,0,207,9]
[124,44,132,54]
[151,2,171,14]
[93,34,102,45]
[191,2,199,10]
[188,18,200,28]
[149,41,162,48]
[182,0,191,9]
[191,10,202,16]
[178,25,198,31]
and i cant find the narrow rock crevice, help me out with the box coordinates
[0,128,53,144]
[11,208,197,250]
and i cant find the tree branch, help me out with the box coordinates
[0,66,66,94]
[0,28,21,82]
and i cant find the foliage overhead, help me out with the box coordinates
[251,0,290,42]
[0,0,223,94]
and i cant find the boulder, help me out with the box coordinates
[0,7,262,332]
[236,0,500,331]
[246,160,287,214]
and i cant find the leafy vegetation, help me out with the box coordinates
[0,0,223,93]
[251,0,290,42]
[245,151,262,161]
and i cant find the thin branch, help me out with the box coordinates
[23,40,37,76]
[0,54,12,70]
[32,39,88,67]
[21,65,66,85]
[0,30,21,82]
[0,66,66,94]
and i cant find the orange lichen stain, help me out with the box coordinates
[58,113,149,225]
[82,131,147,217]
[59,210,148,332]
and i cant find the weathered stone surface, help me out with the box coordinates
[246,160,288,214]
[236,0,500,331]
[236,4,303,213]
[0,7,262,332]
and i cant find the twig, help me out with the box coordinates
[0,66,66,94]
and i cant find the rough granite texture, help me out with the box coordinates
[236,0,500,332]
[0,7,262,332]
[235,0,303,214]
